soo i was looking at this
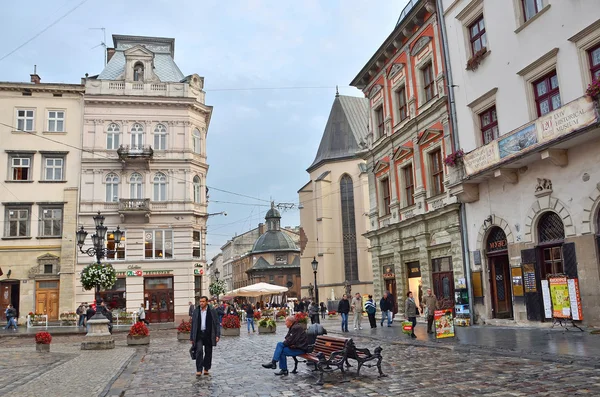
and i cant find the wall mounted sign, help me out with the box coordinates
[127,270,143,277]
[127,265,141,270]
[471,271,483,297]
[522,263,537,293]
[406,262,421,278]
[511,267,524,297]
[194,268,204,276]
[144,270,173,276]
[382,265,395,280]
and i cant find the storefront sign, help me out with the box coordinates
[144,270,173,276]
[522,263,537,292]
[115,271,126,277]
[127,265,141,269]
[488,239,507,252]
[382,265,395,279]
[127,270,143,277]
[567,278,583,321]
[406,262,421,278]
[194,268,204,276]
[434,310,455,339]
[541,280,553,319]
[549,276,571,319]
[511,267,524,297]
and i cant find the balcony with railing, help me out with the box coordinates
[117,145,154,161]
[119,198,150,212]
[85,80,205,103]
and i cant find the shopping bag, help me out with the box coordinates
[402,321,413,335]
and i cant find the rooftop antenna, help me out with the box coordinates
[90,27,107,65]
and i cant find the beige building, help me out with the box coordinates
[298,94,373,304]
[0,73,84,323]
[76,35,212,323]
[443,1,600,326]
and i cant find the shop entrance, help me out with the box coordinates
[36,280,60,321]
[486,227,512,319]
[406,261,422,309]
[144,277,174,323]
[0,281,20,320]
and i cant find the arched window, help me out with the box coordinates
[193,175,201,204]
[107,123,120,150]
[105,173,119,202]
[340,174,358,281]
[130,172,143,199]
[192,129,201,154]
[153,172,167,201]
[133,62,144,82]
[130,123,144,150]
[154,124,167,150]
[537,211,565,277]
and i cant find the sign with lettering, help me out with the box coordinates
[194,268,204,276]
[522,263,537,293]
[127,265,141,270]
[127,270,143,277]
[406,262,421,278]
[463,143,499,175]
[382,265,395,279]
[511,267,524,297]
[567,278,583,321]
[144,270,173,276]
[549,276,570,319]
[488,239,507,252]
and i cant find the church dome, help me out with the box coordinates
[251,202,299,254]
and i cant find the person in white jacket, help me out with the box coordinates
[137,303,148,324]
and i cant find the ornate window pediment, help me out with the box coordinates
[411,36,432,57]
[388,63,405,78]
[369,84,383,98]
[29,253,60,278]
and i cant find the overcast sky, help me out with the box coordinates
[0,0,407,260]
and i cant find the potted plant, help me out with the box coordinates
[276,308,287,320]
[60,312,77,326]
[328,310,337,318]
[35,331,52,352]
[258,318,276,334]
[127,322,150,345]
[177,319,192,341]
[586,79,600,101]
[466,47,488,71]
[253,311,262,321]
[294,312,308,330]
[221,314,241,336]
[444,149,465,167]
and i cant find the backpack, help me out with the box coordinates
[366,303,376,315]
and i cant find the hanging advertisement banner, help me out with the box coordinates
[567,278,583,321]
[434,310,455,339]
[548,276,570,319]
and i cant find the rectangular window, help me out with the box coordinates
[144,230,173,259]
[397,87,408,122]
[5,207,30,237]
[375,106,384,138]
[380,177,391,215]
[480,106,499,145]
[44,264,53,274]
[107,132,120,150]
[107,230,125,260]
[541,246,564,278]
[469,16,487,54]
[430,149,445,196]
[193,230,201,258]
[522,0,543,22]
[47,111,65,132]
[154,132,166,150]
[403,165,414,207]
[40,207,62,237]
[533,71,560,117]
[16,109,34,131]
[423,63,435,103]
[589,44,600,81]
[10,155,32,181]
[43,156,65,181]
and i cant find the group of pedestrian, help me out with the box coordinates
[4,304,17,330]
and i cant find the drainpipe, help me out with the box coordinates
[436,0,474,325]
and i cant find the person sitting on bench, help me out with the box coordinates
[262,316,309,376]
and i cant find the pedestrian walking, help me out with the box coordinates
[387,291,397,324]
[190,296,221,376]
[244,303,256,333]
[365,295,377,329]
[308,301,319,324]
[405,291,418,339]
[189,301,195,318]
[351,292,363,330]
[319,302,327,320]
[337,294,350,332]
[421,288,438,334]
[137,303,148,324]
[261,316,309,376]
[76,303,86,327]
[4,304,17,330]
[379,292,392,327]
[85,304,96,333]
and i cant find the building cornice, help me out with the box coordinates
[0,82,84,93]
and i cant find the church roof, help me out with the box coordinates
[249,256,300,271]
[307,95,369,172]
[251,231,299,254]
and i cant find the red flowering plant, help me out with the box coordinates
[129,322,149,337]
[253,311,262,320]
[328,310,337,316]
[294,312,308,324]
[586,79,600,98]
[177,319,192,333]
[35,332,52,344]
[444,149,465,167]
[276,309,287,319]
[222,314,241,329]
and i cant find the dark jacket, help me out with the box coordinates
[189,304,195,317]
[86,307,95,320]
[244,304,254,317]
[379,297,392,312]
[190,306,221,346]
[284,323,309,352]
[337,298,350,314]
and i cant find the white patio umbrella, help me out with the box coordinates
[223,282,288,298]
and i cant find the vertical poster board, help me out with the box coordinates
[548,276,570,318]
[567,279,583,321]
[522,263,537,292]
[471,271,483,298]
[540,280,552,319]
[511,267,524,296]
[434,310,455,339]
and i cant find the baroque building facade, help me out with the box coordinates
[350,0,464,313]
[0,73,84,323]
[76,35,212,323]
[298,93,373,303]
[443,0,600,326]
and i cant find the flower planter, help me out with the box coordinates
[221,327,240,336]
[258,326,276,334]
[177,332,190,341]
[127,335,150,345]
[36,343,50,352]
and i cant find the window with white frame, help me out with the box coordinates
[47,111,65,132]
[153,172,167,201]
[43,155,65,181]
[5,206,30,237]
[423,63,435,103]
[154,124,167,150]
[107,123,120,150]
[16,109,34,131]
[396,87,408,122]
[130,172,143,199]
[40,206,63,237]
[9,155,32,181]
[533,71,560,117]
[480,106,499,145]
[193,230,201,258]
[107,229,125,260]
[144,229,173,259]
[469,16,487,54]
[130,123,144,150]
[430,149,445,196]
[379,177,391,216]
[193,175,201,204]
[589,44,600,81]
[193,129,201,154]
[105,173,119,202]
[375,106,384,139]
[402,164,415,207]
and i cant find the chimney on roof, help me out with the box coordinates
[30,65,40,84]
[106,48,116,63]
[258,223,265,235]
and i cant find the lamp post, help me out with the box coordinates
[76,211,123,321]
[311,257,320,324]
[214,268,221,303]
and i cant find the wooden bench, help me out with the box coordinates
[291,335,350,385]
[345,342,386,377]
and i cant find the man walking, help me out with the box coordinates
[421,288,438,334]
[337,294,350,332]
[380,292,392,327]
[351,292,363,330]
[261,316,309,376]
[76,303,86,327]
[190,296,220,376]
[188,301,195,318]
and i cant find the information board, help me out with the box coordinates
[434,310,455,339]
[567,279,583,321]
[549,276,571,319]
[540,280,552,319]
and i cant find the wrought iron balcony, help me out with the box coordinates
[118,199,150,213]
[117,145,153,161]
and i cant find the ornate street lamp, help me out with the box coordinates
[76,211,123,321]
[214,268,221,303]
[311,257,320,324]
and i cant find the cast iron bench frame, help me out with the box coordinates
[291,335,350,385]
[344,342,386,377]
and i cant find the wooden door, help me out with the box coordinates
[0,283,11,320]
[432,272,454,309]
[48,290,59,321]
[490,255,512,319]
[36,291,48,316]
[35,281,60,321]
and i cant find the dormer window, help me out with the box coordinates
[133,62,144,82]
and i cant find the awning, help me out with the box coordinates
[223,282,288,298]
